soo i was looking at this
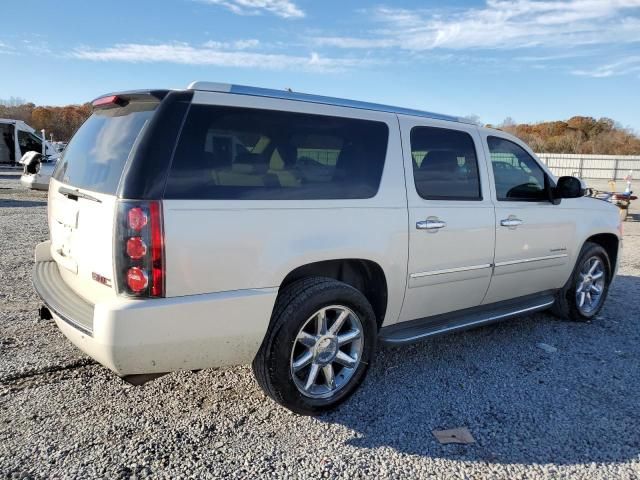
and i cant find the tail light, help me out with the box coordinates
[92,95,128,109]
[115,200,165,297]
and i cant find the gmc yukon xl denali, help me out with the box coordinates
[33,82,621,414]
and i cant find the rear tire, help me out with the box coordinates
[551,242,611,322]
[252,277,377,415]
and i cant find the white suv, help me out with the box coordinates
[33,82,621,414]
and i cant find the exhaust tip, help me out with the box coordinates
[121,372,168,386]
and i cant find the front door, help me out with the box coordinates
[398,117,496,322]
[481,134,575,304]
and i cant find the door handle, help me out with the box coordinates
[416,219,447,230]
[500,217,523,227]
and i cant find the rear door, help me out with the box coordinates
[398,117,496,322]
[0,123,16,164]
[481,133,575,304]
[48,97,159,303]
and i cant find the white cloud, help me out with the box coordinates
[197,0,304,18]
[0,41,16,55]
[314,0,640,51]
[202,39,260,50]
[572,56,640,77]
[313,36,395,49]
[70,42,370,72]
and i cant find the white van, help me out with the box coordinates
[0,118,59,190]
[0,119,57,164]
[33,82,621,414]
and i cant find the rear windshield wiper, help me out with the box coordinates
[58,186,102,203]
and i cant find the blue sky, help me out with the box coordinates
[1,0,640,131]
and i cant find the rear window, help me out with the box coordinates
[164,105,389,200]
[52,101,157,194]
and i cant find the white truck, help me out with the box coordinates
[0,118,58,164]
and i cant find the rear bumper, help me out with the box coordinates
[33,261,94,336]
[33,252,277,376]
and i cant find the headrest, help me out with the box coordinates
[421,150,459,172]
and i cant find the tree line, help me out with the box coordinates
[0,98,91,143]
[2,98,640,155]
[492,116,640,155]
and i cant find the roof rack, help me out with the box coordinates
[187,81,473,125]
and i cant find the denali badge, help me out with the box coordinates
[92,272,112,287]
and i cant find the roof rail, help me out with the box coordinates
[187,81,473,124]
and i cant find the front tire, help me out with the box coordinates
[252,277,377,415]
[552,242,611,321]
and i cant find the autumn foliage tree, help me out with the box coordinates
[0,100,91,142]
[495,116,640,155]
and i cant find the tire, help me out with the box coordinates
[252,277,377,415]
[551,242,611,321]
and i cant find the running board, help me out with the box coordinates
[379,292,556,345]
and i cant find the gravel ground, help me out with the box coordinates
[1,168,639,479]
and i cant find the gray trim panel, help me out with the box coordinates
[32,261,95,336]
[380,291,556,345]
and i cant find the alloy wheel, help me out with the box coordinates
[289,305,364,399]
[575,256,606,315]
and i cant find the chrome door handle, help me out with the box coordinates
[416,219,447,230]
[500,218,523,227]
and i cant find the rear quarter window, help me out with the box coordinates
[164,105,389,200]
[53,101,157,194]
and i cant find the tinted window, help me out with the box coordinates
[0,124,15,163]
[488,136,547,201]
[165,105,389,200]
[53,101,157,194]
[410,127,481,200]
[18,130,42,155]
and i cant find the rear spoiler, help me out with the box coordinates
[91,90,170,110]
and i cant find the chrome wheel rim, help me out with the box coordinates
[576,256,606,314]
[290,305,364,399]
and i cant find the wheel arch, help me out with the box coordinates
[279,259,388,329]
[585,233,619,272]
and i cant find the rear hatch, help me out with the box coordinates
[48,96,160,304]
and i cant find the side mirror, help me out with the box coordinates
[554,176,585,199]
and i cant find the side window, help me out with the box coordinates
[17,130,42,154]
[165,105,389,200]
[487,136,547,201]
[410,126,481,200]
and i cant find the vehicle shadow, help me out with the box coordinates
[0,199,47,208]
[625,212,639,222]
[320,274,640,465]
